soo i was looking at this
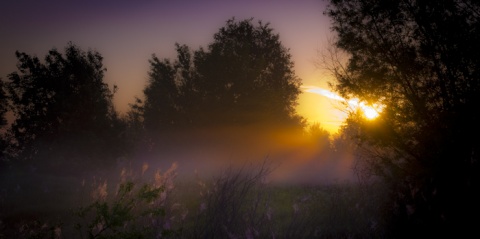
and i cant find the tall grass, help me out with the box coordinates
[0,159,389,238]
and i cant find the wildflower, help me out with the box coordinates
[165,178,175,191]
[160,191,167,202]
[120,168,127,182]
[155,162,178,191]
[91,179,108,201]
[164,162,178,190]
[154,170,162,188]
[142,162,149,175]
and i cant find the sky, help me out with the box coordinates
[0,0,348,133]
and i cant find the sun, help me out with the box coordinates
[360,104,381,119]
[302,85,384,121]
[352,101,383,120]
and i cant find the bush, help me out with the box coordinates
[73,163,181,239]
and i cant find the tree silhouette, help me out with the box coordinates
[5,43,124,171]
[0,79,8,161]
[139,18,304,136]
[0,80,7,128]
[325,0,480,236]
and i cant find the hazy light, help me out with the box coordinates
[359,103,380,119]
[303,86,344,101]
[302,85,383,120]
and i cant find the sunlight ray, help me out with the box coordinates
[302,85,383,119]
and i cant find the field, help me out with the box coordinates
[0,159,390,239]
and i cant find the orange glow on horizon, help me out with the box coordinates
[299,85,383,132]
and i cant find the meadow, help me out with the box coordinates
[0,157,390,239]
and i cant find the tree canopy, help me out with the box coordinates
[139,18,304,135]
[0,80,7,128]
[0,80,8,160]
[326,0,480,236]
[5,43,124,170]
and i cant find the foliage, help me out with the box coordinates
[305,122,331,149]
[0,80,7,129]
[4,42,124,169]
[181,159,386,238]
[187,161,274,238]
[138,18,304,135]
[325,0,480,236]
[0,79,8,161]
[73,162,181,239]
[1,159,391,238]
[75,181,166,239]
[0,219,62,239]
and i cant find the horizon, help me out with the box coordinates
[0,0,348,133]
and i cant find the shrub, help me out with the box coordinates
[73,162,181,239]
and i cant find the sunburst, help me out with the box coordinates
[303,85,383,120]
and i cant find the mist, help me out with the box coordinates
[0,16,380,239]
[1,0,477,236]
[0,124,369,238]
[123,126,356,186]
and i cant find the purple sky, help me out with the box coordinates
[1,0,346,132]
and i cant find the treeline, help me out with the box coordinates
[1,0,478,236]
[325,0,480,237]
[0,18,315,174]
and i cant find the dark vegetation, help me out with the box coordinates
[325,0,480,237]
[1,0,479,236]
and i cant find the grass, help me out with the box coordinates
[0,159,390,238]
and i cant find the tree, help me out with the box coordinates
[325,0,480,236]
[0,80,7,128]
[305,122,331,150]
[142,48,187,133]
[140,18,304,136]
[5,43,124,171]
[0,79,8,161]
